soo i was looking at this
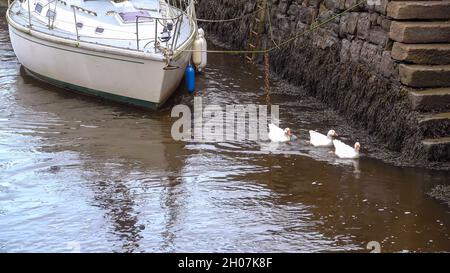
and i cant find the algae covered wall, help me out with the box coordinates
[196,0,444,162]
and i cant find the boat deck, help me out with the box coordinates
[8,0,193,54]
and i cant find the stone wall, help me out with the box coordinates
[197,0,450,162]
[198,0,398,80]
[0,0,8,8]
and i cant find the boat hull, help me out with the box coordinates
[8,24,192,110]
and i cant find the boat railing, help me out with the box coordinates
[134,13,183,53]
[71,5,79,41]
[9,0,195,54]
[26,0,31,28]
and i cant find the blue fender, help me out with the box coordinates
[185,64,195,94]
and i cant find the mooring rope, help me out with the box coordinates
[184,0,365,54]
[195,6,266,23]
[188,0,365,115]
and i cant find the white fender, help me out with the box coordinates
[197,28,207,71]
[192,34,202,67]
[192,28,207,72]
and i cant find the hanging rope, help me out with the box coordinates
[183,0,365,54]
[188,1,365,115]
[264,52,271,107]
[266,3,279,50]
[187,1,365,112]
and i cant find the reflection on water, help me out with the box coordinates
[0,10,449,252]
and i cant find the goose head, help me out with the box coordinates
[284,128,292,137]
[354,142,361,152]
[327,130,338,139]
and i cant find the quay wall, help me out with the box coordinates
[197,0,450,162]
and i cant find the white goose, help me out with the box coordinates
[333,140,361,159]
[309,130,338,147]
[268,123,294,142]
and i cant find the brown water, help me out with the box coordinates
[1,11,449,253]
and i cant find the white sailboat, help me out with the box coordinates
[6,0,198,109]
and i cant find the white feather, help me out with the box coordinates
[268,123,291,142]
[333,140,360,159]
[309,130,333,147]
